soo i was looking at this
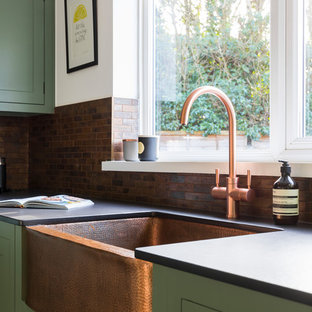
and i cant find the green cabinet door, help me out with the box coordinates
[153,264,312,312]
[182,300,220,312]
[15,225,33,312]
[0,0,54,114]
[0,221,33,312]
[0,222,15,312]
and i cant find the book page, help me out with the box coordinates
[24,195,94,209]
[0,196,46,208]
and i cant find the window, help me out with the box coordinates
[284,0,312,156]
[141,0,312,162]
[304,0,312,136]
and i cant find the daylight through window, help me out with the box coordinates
[154,0,270,154]
[304,0,312,136]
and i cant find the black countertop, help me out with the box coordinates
[0,191,311,307]
[137,225,312,307]
[0,197,154,226]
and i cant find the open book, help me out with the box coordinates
[0,195,94,210]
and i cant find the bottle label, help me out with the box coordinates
[273,189,299,216]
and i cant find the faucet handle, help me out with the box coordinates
[230,169,255,202]
[215,168,220,187]
[212,168,227,199]
[247,169,251,189]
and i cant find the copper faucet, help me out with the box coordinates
[181,86,255,219]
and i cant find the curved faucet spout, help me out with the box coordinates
[180,86,237,179]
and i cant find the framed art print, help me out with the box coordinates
[64,0,98,73]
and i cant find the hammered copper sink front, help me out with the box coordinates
[25,216,259,312]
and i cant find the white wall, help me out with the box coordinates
[113,0,139,99]
[55,0,139,107]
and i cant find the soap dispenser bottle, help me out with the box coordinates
[273,160,299,225]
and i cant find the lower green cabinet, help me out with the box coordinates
[0,221,33,312]
[0,222,15,311]
[153,264,312,312]
[182,300,218,312]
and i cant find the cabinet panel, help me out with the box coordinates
[0,222,33,312]
[153,264,312,312]
[182,299,220,312]
[0,0,54,114]
[0,0,44,105]
[15,226,33,312]
[0,222,15,312]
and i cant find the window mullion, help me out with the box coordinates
[140,0,155,136]
[285,0,312,150]
[270,0,286,158]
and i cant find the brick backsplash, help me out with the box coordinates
[112,98,139,160]
[0,116,29,190]
[88,171,312,224]
[1,98,311,223]
[29,98,112,197]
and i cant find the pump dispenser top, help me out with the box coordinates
[279,160,291,175]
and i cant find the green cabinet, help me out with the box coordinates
[153,264,312,312]
[0,221,33,312]
[182,300,218,312]
[0,0,54,114]
[0,222,15,311]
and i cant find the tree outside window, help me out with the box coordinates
[155,0,270,152]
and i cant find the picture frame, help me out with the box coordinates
[64,0,98,73]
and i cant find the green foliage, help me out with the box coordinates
[305,41,312,136]
[155,0,270,141]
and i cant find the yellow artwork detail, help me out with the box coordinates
[138,142,145,154]
[73,4,87,23]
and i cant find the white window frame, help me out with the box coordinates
[139,0,155,137]
[278,0,312,162]
[101,0,312,176]
[139,0,312,163]
[285,0,304,149]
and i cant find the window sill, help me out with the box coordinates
[101,160,312,177]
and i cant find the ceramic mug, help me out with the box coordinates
[138,135,159,161]
[123,139,139,161]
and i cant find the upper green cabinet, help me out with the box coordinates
[0,0,54,114]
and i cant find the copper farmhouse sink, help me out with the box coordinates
[25,214,272,312]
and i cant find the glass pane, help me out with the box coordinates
[154,0,270,153]
[305,0,312,136]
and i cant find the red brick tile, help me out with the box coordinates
[1,97,311,224]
